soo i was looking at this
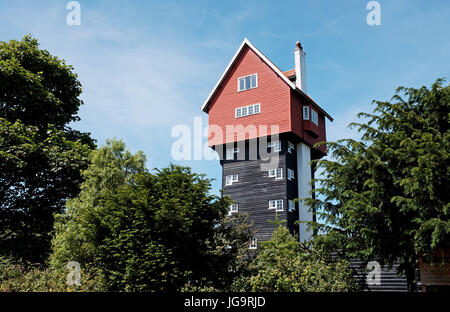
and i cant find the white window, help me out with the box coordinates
[235,103,261,119]
[249,237,258,249]
[268,141,281,152]
[311,109,318,125]
[288,141,295,154]
[276,199,283,211]
[225,174,238,185]
[269,199,283,211]
[238,73,258,92]
[226,147,239,160]
[268,168,283,179]
[288,200,295,212]
[229,203,239,215]
[287,168,295,180]
[235,108,242,118]
[303,106,310,120]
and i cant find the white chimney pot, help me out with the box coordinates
[294,41,307,93]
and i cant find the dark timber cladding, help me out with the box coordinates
[218,134,300,242]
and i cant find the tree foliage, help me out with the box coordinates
[308,79,449,288]
[51,139,254,291]
[0,36,94,263]
[234,226,356,292]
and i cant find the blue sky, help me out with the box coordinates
[1,0,449,194]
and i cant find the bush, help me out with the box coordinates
[0,257,105,292]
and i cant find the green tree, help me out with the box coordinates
[237,226,356,292]
[51,139,254,291]
[308,79,449,289]
[0,36,94,263]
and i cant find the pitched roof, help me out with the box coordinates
[201,38,333,121]
[283,69,296,78]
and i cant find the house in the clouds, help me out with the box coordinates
[201,38,333,246]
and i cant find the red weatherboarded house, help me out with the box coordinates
[202,38,332,244]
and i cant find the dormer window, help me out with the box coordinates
[238,73,258,92]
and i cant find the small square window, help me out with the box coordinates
[241,107,247,116]
[249,237,258,249]
[235,108,242,118]
[229,204,238,215]
[268,169,276,178]
[225,175,232,185]
[232,174,238,182]
[287,168,295,180]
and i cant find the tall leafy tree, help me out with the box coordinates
[0,36,94,262]
[51,139,254,291]
[308,79,449,289]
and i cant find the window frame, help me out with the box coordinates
[249,237,258,250]
[311,108,318,125]
[288,141,295,154]
[288,200,295,212]
[268,168,283,179]
[238,73,258,92]
[235,103,261,119]
[287,168,295,181]
[303,106,310,120]
[268,141,281,152]
[229,203,239,215]
[269,199,283,211]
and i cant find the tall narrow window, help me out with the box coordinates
[311,109,318,125]
[276,199,283,212]
[303,106,310,120]
[288,200,295,212]
[275,168,283,179]
[288,141,295,154]
[235,108,242,118]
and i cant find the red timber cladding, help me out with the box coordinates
[207,45,291,146]
[290,89,327,155]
